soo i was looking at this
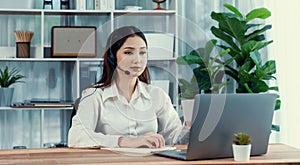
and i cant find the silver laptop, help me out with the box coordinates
[154,93,277,160]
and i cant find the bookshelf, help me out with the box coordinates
[0,0,179,149]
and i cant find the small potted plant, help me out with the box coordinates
[0,66,25,106]
[232,132,251,161]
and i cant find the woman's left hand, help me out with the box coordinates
[118,132,165,148]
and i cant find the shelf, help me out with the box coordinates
[43,9,111,15]
[0,58,82,62]
[0,57,176,62]
[0,107,73,110]
[0,9,42,14]
[113,10,176,15]
[0,9,175,15]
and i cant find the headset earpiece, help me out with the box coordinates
[107,33,117,68]
[107,52,116,68]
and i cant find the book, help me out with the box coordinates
[76,0,86,10]
[94,0,100,10]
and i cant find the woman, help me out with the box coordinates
[68,26,189,148]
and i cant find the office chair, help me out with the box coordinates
[69,98,80,128]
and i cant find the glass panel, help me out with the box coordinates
[0,61,76,102]
[43,109,72,147]
[114,14,175,33]
[148,60,177,103]
[0,14,41,58]
[0,110,41,149]
[79,61,102,92]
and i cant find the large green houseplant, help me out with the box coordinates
[210,4,280,131]
[177,4,280,131]
[0,66,25,106]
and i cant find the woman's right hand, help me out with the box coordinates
[118,132,165,148]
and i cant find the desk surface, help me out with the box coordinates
[0,144,300,165]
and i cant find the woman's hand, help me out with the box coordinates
[118,132,165,148]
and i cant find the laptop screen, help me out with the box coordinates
[185,93,276,160]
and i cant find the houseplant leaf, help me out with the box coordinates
[245,25,272,41]
[176,53,203,65]
[211,12,246,45]
[210,26,240,53]
[246,7,271,22]
[224,3,243,18]
[242,40,273,56]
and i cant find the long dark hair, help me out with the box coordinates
[96,26,150,88]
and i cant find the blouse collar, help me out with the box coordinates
[102,79,151,102]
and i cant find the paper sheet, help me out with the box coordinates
[102,146,176,154]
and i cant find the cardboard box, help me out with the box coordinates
[144,33,174,59]
[51,26,97,58]
[0,0,34,9]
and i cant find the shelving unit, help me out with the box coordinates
[0,107,72,148]
[0,0,179,149]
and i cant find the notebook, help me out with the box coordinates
[154,93,277,160]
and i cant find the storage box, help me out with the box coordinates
[0,0,34,9]
[151,80,170,95]
[0,47,15,58]
[51,26,97,58]
[144,33,174,59]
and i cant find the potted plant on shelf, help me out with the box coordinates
[209,3,281,131]
[0,66,25,106]
[232,132,251,161]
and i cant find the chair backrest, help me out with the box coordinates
[69,98,80,128]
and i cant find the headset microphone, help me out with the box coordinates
[117,65,130,75]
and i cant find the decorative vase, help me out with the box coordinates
[232,144,251,161]
[0,88,14,107]
[152,0,166,10]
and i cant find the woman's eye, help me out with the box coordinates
[139,52,147,55]
[124,52,133,55]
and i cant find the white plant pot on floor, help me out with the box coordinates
[232,144,251,161]
[181,99,195,122]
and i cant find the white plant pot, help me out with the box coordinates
[0,88,14,107]
[232,144,251,161]
[181,99,195,122]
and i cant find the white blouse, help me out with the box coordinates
[68,80,189,148]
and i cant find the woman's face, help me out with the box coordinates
[116,35,148,77]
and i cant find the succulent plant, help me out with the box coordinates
[233,132,251,145]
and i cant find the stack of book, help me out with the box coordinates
[11,99,73,108]
[76,0,113,10]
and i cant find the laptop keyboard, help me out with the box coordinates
[174,149,187,155]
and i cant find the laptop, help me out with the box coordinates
[154,93,277,160]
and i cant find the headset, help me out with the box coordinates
[107,31,131,75]
[107,30,116,65]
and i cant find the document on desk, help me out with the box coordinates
[102,146,176,154]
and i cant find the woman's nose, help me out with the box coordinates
[132,53,142,63]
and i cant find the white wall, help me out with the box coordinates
[266,1,300,149]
